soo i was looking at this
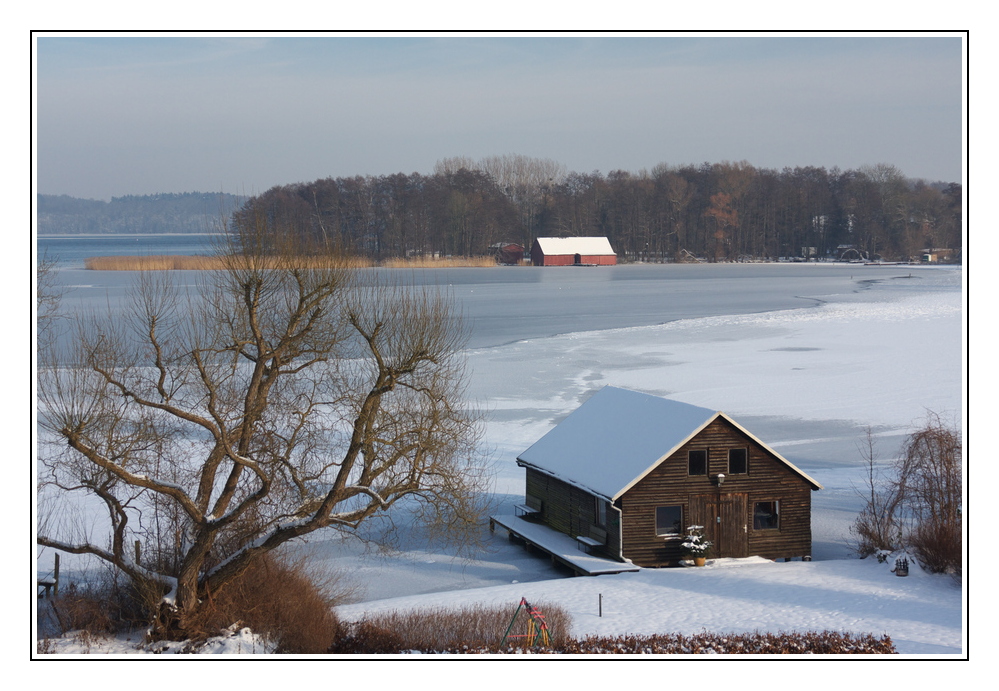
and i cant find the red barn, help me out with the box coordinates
[490,242,525,265]
[531,237,617,266]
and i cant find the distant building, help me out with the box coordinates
[490,242,524,265]
[531,237,617,266]
[921,248,956,263]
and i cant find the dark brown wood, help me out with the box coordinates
[525,415,816,568]
[525,467,622,560]
[691,492,748,558]
[618,417,813,566]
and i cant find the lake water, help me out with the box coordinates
[40,234,950,349]
[38,233,221,269]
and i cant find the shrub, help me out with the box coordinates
[49,583,116,636]
[327,618,895,654]
[852,415,962,575]
[329,621,405,654]
[896,415,962,575]
[557,630,895,654]
[332,601,571,653]
[46,567,156,639]
[182,552,355,654]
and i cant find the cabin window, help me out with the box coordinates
[728,448,748,475]
[688,449,708,475]
[655,505,683,536]
[594,496,607,527]
[753,501,779,530]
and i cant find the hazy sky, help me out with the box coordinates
[35,33,965,201]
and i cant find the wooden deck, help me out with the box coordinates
[489,514,640,577]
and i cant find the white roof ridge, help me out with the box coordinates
[534,236,616,255]
[516,387,821,498]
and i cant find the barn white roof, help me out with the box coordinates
[534,236,616,256]
[516,387,821,500]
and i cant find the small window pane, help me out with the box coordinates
[656,505,683,536]
[728,448,748,474]
[594,497,607,527]
[688,449,707,475]
[753,501,779,530]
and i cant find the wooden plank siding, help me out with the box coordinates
[619,417,813,567]
[525,468,622,561]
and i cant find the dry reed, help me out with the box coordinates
[85,255,220,271]
[335,600,571,652]
[379,256,497,269]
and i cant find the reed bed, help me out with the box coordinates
[85,255,222,271]
[85,254,498,271]
[379,256,497,269]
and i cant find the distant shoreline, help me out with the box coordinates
[83,254,502,270]
[82,254,956,271]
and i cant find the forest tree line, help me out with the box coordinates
[234,155,962,263]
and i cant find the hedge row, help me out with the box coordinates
[333,626,895,654]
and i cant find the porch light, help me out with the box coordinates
[715,473,725,486]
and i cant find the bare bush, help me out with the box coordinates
[852,415,962,574]
[182,551,352,653]
[49,582,117,636]
[897,414,962,574]
[333,601,571,653]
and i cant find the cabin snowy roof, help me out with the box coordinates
[516,387,821,500]
[533,236,616,256]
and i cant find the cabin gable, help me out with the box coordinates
[619,417,814,566]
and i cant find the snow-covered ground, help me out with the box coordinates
[35,264,966,658]
[334,267,965,657]
[335,554,962,655]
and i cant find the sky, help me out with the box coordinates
[34,33,965,201]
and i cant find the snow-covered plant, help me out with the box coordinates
[680,525,712,557]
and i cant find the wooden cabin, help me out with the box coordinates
[490,242,525,265]
[516,387,822,567]
[530,237,617,266]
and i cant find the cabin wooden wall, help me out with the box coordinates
[525,467,622,560]
[619,417,814,567]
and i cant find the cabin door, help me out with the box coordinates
[689,493,749,558]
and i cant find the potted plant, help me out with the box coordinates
[681,525,712,566]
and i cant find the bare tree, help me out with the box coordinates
[37,219,489,639]
[850,428,903,557]
[36,252,66,351]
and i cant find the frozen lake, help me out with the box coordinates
[44,242,946,349]
[36,236,964,603]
